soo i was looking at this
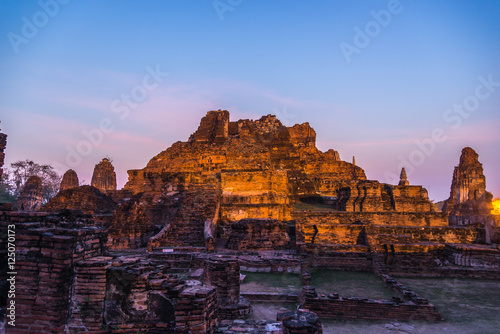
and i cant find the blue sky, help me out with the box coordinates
[0,0,499,200]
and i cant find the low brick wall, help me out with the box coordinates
[391,267,500,279]
[368,226,481,250]
[293,211,448,227]
[380,243,446,272]
[241,292,299,303]
[239,252,302,274]
[300,287,443,322]
[298,244,373,271]
[300,224,364,244]
[444,244,500,268]
[227,219,290,250]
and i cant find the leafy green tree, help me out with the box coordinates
[2,159,62,204]
[0,174,16,204]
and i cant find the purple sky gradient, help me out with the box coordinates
[1,0,499,201]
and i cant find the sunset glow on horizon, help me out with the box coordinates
[492,199,500,216]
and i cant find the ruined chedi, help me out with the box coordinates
[444,147,493,223]
[399,168,410,186]
[60,169,79,191]
[17,175,43,211]
[91,158,117,192]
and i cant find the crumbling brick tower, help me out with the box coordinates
[59,169,79,191]
[17,175,43,211]
[444,147,493,225]
[91,157,117,192]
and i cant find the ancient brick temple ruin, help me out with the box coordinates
[1,110,499,333]
[59,169,79,192]
[91,158,117,193]
[16,176,43,212]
